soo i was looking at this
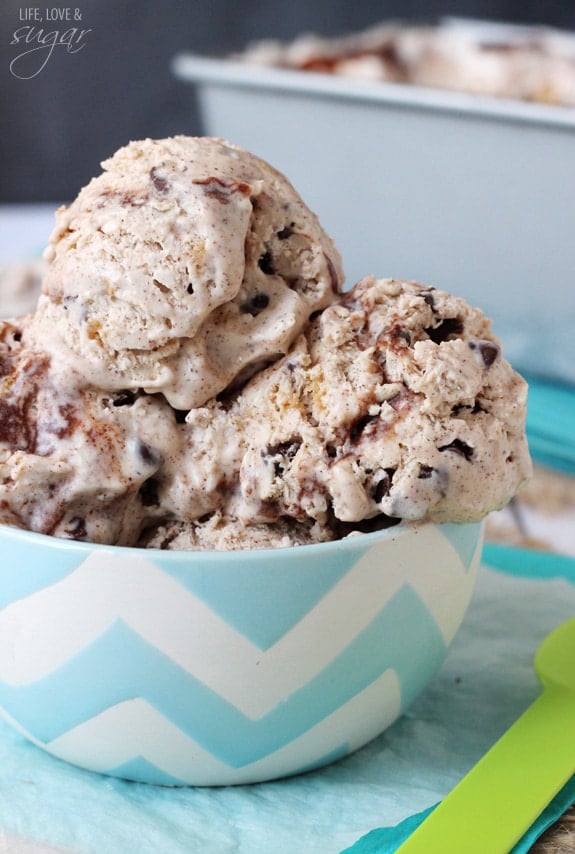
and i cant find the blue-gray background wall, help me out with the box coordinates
[1,0,574,202]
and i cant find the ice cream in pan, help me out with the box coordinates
[0,136,531,549]
[238,21,575,106]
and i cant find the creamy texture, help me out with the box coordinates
[141,514,335,551]
[1,275,531,547]
[29,137,343,409]
[0,136,531,550]
[0,260,44,319]
[0,317,180,544]
[227,277,531,527]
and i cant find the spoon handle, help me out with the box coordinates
[396,687,575,854]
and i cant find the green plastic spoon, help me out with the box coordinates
[396,617,575,854]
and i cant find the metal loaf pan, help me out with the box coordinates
[173,53,575,384]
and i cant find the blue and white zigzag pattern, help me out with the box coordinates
[0,523,481,785]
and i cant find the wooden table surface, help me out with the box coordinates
[534,806,575,852]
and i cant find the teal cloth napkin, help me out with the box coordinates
[525,374,575,474]
[341,775,575,853]
[1,545,575,853]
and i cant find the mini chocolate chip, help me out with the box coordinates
[258,251,275,275]
[438,439,474,461]
[372,469,395,503]
[113,390,136,407]
[390,326,411,346]
[266,438,302,461]
[422,291,436,308]
[150,167,170,193]
[372,481,387,503]
[418,464,435,479]
[350,413,377,443]
[253,293,270,310]
[265,438,302,476]
[65,516,87,540]
[326,444,338,459]
[425,317,464,344]
[139,477,160,507]
[470,340,500,368]
[277,225,294,239]
[137,440,163,468]
[452,401,485,415]
[187,282,194,294]
[240,292,270,316]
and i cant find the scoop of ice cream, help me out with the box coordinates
[0,317,181,544]
[229,277,532,526]
[28,136,343,409]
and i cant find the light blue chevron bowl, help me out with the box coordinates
[0,520,483,786]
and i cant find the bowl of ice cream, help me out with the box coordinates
[0,519,483,786]
[0,134,530,785]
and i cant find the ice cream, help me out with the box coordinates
[29,136,343,409]
[0,259,44,319]
[0,136,531,550]
[239,21,575,106]
[228,276,530,527]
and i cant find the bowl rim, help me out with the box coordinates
[0,519,484,563]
